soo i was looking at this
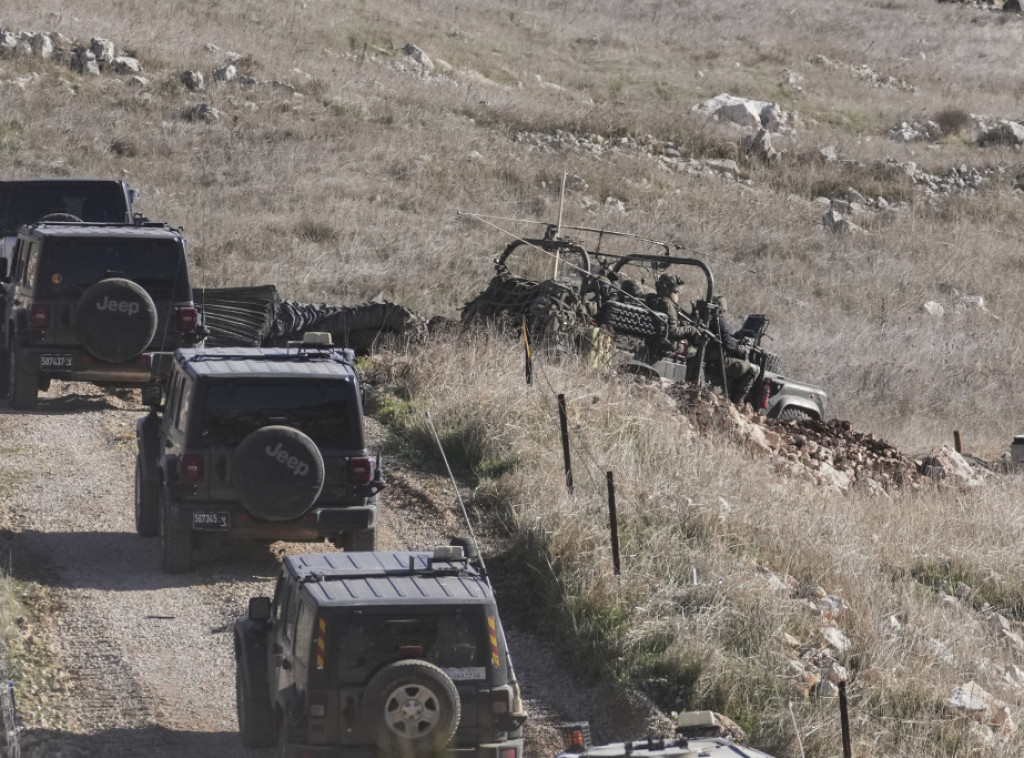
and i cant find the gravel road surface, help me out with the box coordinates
[0,383,666,757]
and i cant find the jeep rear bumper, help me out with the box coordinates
[172,502,378,541]
[20,347,174,383]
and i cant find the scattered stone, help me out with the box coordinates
[946,682,1015,733]
[978,120,1024,147]
[693,93,795,133]
[811,54,916,92]
[180,70,205,92]
[923,301,945,317]
[402,43,435,73]
[89,37,114,63]
[740,127,779,163]
[110,56,141,74]
[28,32,53,60]
[186,103,221,123]
[214,64,236,82]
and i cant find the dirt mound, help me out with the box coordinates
[667,382,992,492]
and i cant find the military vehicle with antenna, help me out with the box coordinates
[234,541,528,757]
[460,216,827,421]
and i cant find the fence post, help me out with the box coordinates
[606,471,620,576]
[557,394,573,493]
[953,429,963,454]
[838,680,852,758]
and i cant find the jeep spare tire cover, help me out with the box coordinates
[73,278,159,363]
[231,425,325,521]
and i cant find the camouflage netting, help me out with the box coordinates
[196,286,427,353]
[270,299,427,353]
[461,268,589,352]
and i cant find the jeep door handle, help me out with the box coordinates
[277,657,292,671]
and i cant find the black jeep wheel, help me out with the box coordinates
[134,456,159,537]
[338,528,376,552]
[231,426,325,522]
[0,347,9,398]
[73,278,158,363]
[236,659,275,748]
[362,660,460,758]
[160,491,193,574]
[777,407,813,423]
[8,345,38,410]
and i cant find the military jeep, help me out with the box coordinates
[135,334,384,573]
[461,222,827,421]
[0,221,203,409]
[234,546,527,757]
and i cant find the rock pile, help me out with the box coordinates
[810,54,916,92]
[666,382,991,493]
[0,28,142,78]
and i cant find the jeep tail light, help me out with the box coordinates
[175,306,199,331]
[347,457,372,484]
[308,690,328,719]
[28,304,50,329]
[179,454,204,482]
[491,685,513,715]
[499,750,519,758]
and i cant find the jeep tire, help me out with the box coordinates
[73,278,158,363]
[0,347,9,398]
[231,426,325,522]
[160,491,193,574]
[362,660,460,758]
[236,657,275,748]
[8,344,38,410]
[134,456,159,537]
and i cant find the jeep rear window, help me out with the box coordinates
[198,381,360,447]
[326,613,487,684]
[37,239,190,300]
[0,182,129,234]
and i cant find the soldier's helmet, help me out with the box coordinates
[712,295,727,313]
[656,273,684,295]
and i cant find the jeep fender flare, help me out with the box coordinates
[768,399,821,421]
[136,412,162,484]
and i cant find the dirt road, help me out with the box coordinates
[0,383,665,757]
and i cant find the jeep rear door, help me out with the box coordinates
[33,237,192,350]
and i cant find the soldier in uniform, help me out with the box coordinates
[706,295,759,405]
[648,273,701,360]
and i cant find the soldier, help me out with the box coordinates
[706,295,759,405]
[648,273,701,360]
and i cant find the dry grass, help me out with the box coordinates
[5,0,1024,752]
[371,332,1024,755]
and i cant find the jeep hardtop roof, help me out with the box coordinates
[174,346,358,379]
[284,551,494,608]
[21,222,183,241]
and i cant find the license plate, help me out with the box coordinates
[40,353,73,368]
[192,511,230,530]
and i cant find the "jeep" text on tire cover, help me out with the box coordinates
[96,295,141,315]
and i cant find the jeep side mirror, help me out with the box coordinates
[248,596,272,621]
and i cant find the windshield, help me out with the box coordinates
[0,182,129,233]
[327,612,487,684]
[198,380,361,447]
[38,238,190,300]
